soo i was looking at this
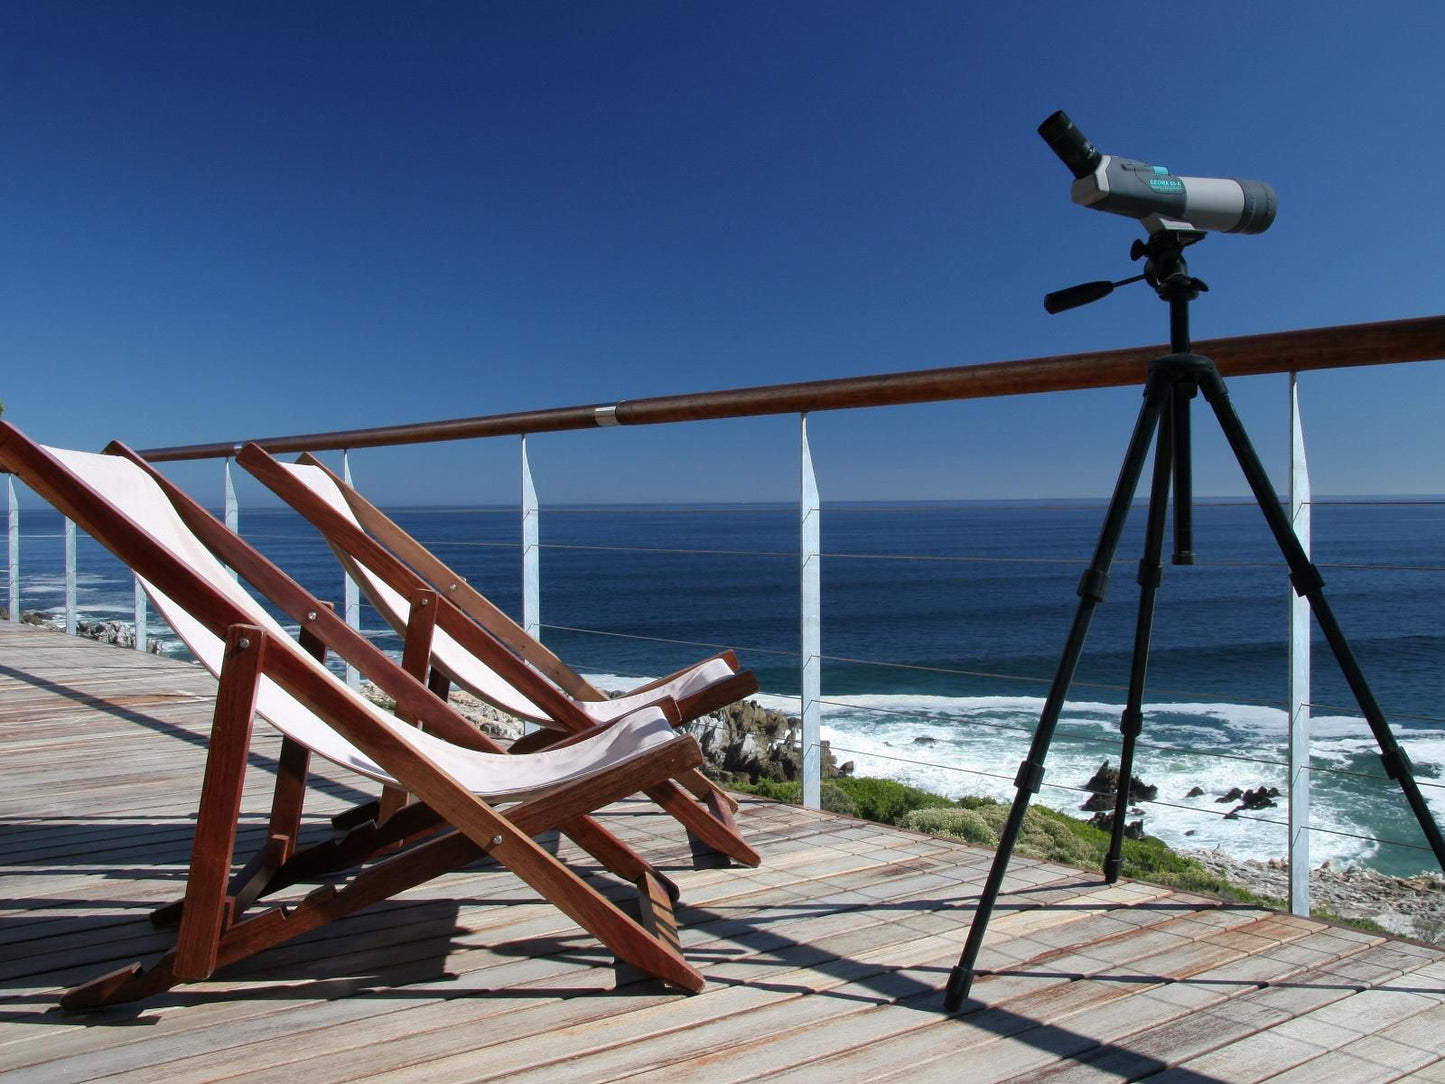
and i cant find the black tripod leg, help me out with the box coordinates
[1197,369,1445,871]
[1105,406,1175,882]
[943,372,1172,1011]
[1170,376,1196,565]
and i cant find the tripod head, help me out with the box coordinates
[1043,224,1208,315]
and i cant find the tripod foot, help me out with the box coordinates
[943,965,976,1012]
[1103,855,1123,884]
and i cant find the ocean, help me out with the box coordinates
[7,496,1445,878]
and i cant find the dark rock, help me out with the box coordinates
[1083,760,1117,794]
[912,735,938,746]
[1087,811,1144,839]
[1082,759,1157,802]
[1186,786,1205,798]
[1236,786,1278,811]
[686,698,842,785]
[1080,792,1114,812]
[1214,783,1281,818]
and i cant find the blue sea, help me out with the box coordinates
[8,497,1445,878]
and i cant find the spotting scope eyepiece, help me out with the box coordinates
[1038,111,1102,180]
[1039,110,1277,235]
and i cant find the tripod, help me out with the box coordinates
[942,228,1445,1011]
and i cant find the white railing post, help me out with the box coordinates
[224,457,239,532]
[521,436,541,737]
[133,578,147,652]
[1288,373,1313,916]
[800,414,822,810]
[223,457,240,580]
[64,517,77,635]
[521,435,540,641]
[342,451,362,690]
[7,477,18,622]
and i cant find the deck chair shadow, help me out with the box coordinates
[236,443,758,865]
[0,424,710,1009]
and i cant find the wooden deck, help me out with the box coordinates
[3,622,1445,1083]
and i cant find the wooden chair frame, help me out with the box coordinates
[0,425,709,1009]
[236,442,757,865]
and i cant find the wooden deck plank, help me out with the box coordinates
[739,917,1336,1084]
[3,623,1445,1083]
[604,912,1313,1084]
[1018,940,1441,1084]
[92,857,1123,1082]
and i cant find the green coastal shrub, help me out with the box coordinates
[729,776,951,824]
[735,779,802,804]
[820,783,859,818]
[829,776,954,823]
[901,802,1097,868]
[900,797,1231,893]
[901,806,997,847]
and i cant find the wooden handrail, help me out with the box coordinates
[135,315,1445,462]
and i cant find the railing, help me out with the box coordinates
[7,314,1445,921]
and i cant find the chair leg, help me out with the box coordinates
[377,785,410,822]
[559,814,681,903]
[60,959,180,1013]
[174,626,265,982]
[636,870,683,957]
[645,781,760,867]
[617,869,686,988]
[151,732,315,928]
[375,588,443,819]
[480,818,705,994]
[265,736,311,857]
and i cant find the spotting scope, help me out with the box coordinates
[1038,111,1276,235]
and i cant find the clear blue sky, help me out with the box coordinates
[5,1,1443,505]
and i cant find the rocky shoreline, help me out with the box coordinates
[1183,849,1445,944]
[682,696,850,784]
[12,609,161,652]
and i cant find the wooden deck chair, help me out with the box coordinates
[236,442,758,865]
[0,424,709,1008]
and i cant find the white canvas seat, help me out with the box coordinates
[280,458,734,727]
[47,446,678,803]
